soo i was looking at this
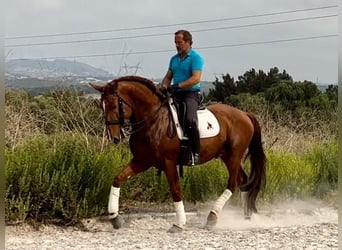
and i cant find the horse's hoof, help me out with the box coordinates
[244,215,251,220]
[205,211,218,228]
[244,209,252,220]
[111,215,124,229]
[168,224,183,233]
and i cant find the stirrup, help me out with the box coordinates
[190,154,195,166]
[189,153,200,166]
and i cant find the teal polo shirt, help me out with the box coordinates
[168,49,204,91]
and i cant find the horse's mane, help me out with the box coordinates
[110,75,164,99]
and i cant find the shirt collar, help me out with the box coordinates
[177,48,193,59]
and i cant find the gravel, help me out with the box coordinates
[5,200,338,249]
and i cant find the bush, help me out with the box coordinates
[5,133,128,223]
[304,141,338,197]
[181,161,228,202]
[6,132,337,224]
[5,88,337,224]
[263,151,315,201]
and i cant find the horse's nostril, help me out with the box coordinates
[112,137,121,144]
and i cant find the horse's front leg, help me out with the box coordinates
[108,160,148,229]
[164,160,186,233]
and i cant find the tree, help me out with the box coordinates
[267,67,293,88]
[296,80,321,104]
[264,81,304,111]
[236,68,259,94]
[206,73,236,102]
[235,67,292,94]
[325,84,338,102]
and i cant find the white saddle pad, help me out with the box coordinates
[168,99,220,139]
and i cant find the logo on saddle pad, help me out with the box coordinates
[168,99,220,139]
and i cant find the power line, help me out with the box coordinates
[198,34,337,50]
[8,34,337,60]
[5,5,337,40]
[5,14,337,48]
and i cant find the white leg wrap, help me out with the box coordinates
[211,189,232,215]
[108,186,120,219]
[174,201,186,227]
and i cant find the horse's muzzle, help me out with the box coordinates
[112,136,121,144]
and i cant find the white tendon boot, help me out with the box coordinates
[174,201,186,228]
[211,189,232,216]
[108,186,120,219]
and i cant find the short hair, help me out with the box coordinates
[175,30,193,45]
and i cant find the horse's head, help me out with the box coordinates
[90,81,133,144]
[90,76,168,144]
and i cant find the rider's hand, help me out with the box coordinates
[167,85,180,95]
[160,86,168,95]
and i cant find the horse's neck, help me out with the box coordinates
[120,85,161,121]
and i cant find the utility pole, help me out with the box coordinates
[118,62,142,76]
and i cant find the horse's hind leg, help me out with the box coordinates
[206,153,244,227]
[238,167,251,219]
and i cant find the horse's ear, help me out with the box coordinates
[89,82,104,93]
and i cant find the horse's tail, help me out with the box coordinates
[244,113,266,213]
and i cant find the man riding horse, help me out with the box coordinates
[161,29,203,165]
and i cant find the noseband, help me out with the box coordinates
[102,92,138,137]
[104,92,129,126]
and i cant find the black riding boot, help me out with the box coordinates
[188,125,201,165]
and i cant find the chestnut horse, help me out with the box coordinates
[90,75,266,233]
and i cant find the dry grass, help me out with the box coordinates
[5,103,41,149]
[258,109,336,153]
[5,88,106,150]
[5,88,336,153]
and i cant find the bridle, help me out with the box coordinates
[102,91,167,137]
[102,92,139,137]
[104,92,127,126]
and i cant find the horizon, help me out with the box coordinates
[5,58,337,85]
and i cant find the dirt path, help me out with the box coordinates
[6,199,338,249]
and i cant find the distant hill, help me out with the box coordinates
[5,59,333,96]
[6,59,114,78]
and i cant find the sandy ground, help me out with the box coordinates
[5,199,338,249]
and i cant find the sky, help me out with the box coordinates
[4,0,339,84]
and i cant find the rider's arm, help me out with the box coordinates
[161,70,173,89]
[178,70,202,88]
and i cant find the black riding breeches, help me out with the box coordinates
[174,91,200,126]
[174,91,201,154]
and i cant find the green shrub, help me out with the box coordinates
[121,168,170,203]
[5,132,128,223]
[303,141,338,197]
[5,132,337,224]
[262,151,315,202]
[182,161,228,202]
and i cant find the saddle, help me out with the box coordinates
[168,97,220,140]
[168,96,220,174]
